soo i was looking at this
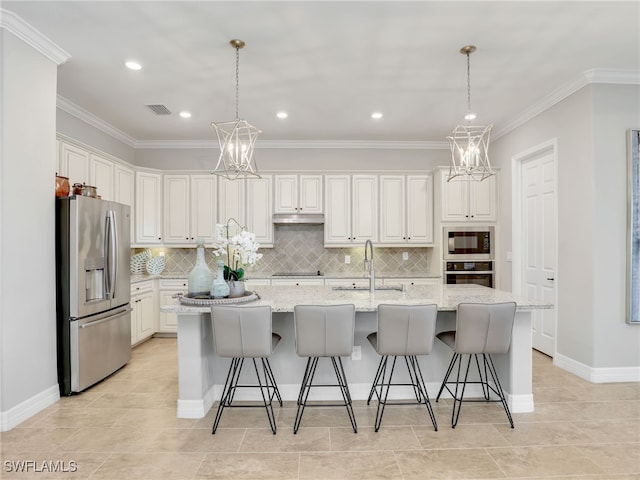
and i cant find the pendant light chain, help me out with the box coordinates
[235,44,240,121]
[466,51,472,117]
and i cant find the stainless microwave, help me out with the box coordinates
[443,226,495,260]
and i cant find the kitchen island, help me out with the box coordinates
[161,284,551,419]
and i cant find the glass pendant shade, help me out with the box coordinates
[447,124,493,182]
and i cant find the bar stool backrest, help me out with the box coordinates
[377,304,438,355]
[211,305,273,358]
[454,302,517,354]
[294,304,355,357]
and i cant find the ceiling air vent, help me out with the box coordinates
[146,104,171,115]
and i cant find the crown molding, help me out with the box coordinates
[57,95,137,147]
[0,8,70,65]
[133,139,448,150]
[58,67,639,150]
[494,68,640,139]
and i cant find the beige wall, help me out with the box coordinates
[1,30,59,428]
[491,83,640,369]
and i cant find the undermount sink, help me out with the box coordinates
[332,285,404,292]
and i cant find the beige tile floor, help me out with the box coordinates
[2,337,639,479]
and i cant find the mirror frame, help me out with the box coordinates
[627,129,640,323]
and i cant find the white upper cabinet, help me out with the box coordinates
[218,177,246,227]
[114,163,134,206]
[274,174,323,214]
[324,174,377,246]
[441,170,497,222]
[164,174,217,245]
[379,174,433,245]
[190,175,218,243]
[246,175,274,246]
[406,175,434,243]
[89,153,114,201]
[351,175,378,242]
[114,163,135,235]
[59,141,89,186]
[219,176,274,247]
[135,171,163,244]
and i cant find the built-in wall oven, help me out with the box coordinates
[443,226,495,287]
[444,226,494,260]
[445,261,494,288]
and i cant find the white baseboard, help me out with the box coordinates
[176,384,216,419]
[1,384,60,432]
[190,381,532,411]
[554,353,640,383]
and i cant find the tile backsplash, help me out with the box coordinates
[133,225,437,277]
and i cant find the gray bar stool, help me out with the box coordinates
[435,301,517,428]
[293,304,357,434]
[366,304,438,432]
[210,305,282,434]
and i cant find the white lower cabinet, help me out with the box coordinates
[271,278,325,287]
[130,281,157,345]
[324,278,370,288]
[158,279,188,333]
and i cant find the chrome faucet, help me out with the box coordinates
[364,240,375,293]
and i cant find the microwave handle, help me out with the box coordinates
[447,235,454,253]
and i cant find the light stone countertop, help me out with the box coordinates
[131,273,441,284]
[162,284,552,314]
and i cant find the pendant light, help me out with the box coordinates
[447,45,494,182]
[211,39,261,180]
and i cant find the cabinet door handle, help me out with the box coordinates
[547,277,555,281]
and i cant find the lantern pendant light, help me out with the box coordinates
[447,45,494,182]
[211,39,261,180]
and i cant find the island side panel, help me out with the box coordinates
[176,312,217,418]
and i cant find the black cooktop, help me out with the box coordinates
[272,271,323,277]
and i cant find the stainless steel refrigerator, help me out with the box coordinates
[56,195,132,395]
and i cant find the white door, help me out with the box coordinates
[521,150,557,356]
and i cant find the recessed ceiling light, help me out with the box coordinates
[125,60,142,71]
[276,111,288,119]
[179,111,192,119]
[371,112,383,119]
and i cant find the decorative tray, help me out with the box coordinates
[178,291,260,306]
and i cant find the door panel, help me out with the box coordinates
[522,153,557,356]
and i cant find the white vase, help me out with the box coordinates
[227,280,246,298]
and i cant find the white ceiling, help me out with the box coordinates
[3,1,639,147]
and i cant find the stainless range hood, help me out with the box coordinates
[272,213,324,225]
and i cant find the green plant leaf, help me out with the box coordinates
[236,268,244,280]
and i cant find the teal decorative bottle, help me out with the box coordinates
[211,260,230,298]
[188,238,214,297]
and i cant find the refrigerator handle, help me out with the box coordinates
[104,210,118,299]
